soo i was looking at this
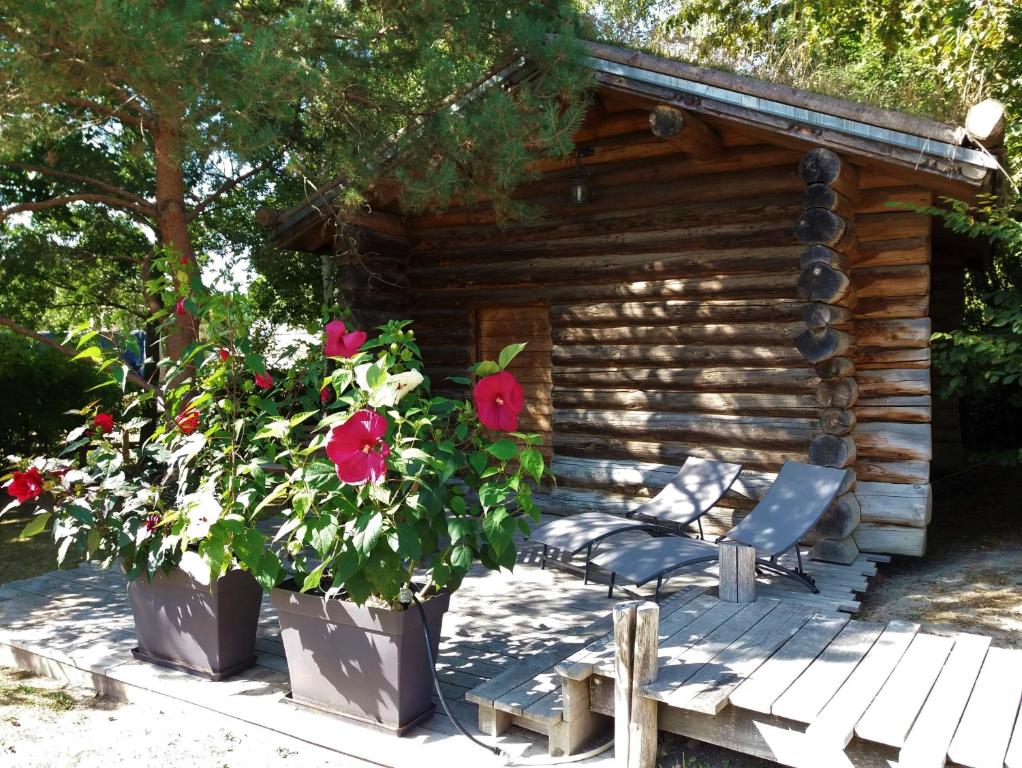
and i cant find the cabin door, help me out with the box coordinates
[475,307,553,461]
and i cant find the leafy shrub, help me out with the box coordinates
[0,331,120,457]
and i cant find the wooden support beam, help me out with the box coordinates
[719,542,757,603]
[648,104,722,160]
[629,603,660,768]
[614,602,639,764]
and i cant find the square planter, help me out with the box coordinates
[271,581,450,735]
[127,551,263,680]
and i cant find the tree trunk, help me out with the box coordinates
[154,126,198,364]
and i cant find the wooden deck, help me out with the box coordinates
[472,587,1022,768]
[0,521,901,767]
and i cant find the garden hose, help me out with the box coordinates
[411,594,615,766]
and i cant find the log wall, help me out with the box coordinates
[389,112,935,557]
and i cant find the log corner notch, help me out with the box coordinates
[796,148,862,565]
[648,104,722,160]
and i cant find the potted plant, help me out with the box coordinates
[263,319,546,733]
[4,269,292,679]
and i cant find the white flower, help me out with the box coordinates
[355,364,424,408]
[180,489,222,540]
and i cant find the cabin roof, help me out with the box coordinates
[271,39,1000,247]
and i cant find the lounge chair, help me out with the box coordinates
[589,461,849,601]
[531,456,743,584]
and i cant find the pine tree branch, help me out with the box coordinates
[63,96,155,130]
[0,315,155,392]
[6,162,156,214]
[0,193,153,221]
[188,157,277,221]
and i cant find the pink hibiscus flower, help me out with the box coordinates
[174,298,188,317]
[473,371,525,432]
[326,409,390,485]
[324,320,367,359]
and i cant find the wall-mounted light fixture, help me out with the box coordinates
[569,146,594,206]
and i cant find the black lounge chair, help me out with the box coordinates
[531,456,743,583]
[589,461,850,602]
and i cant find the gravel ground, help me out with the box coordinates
[0,666,372,768]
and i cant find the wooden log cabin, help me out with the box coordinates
[267,42,1001,564]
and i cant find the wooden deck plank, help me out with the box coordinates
[854,631,955,748]
[591,595,742,679]
[771,620,886,723]
[555,586,705,680]
[1006,706,1022,768]
[642,599,781,700]
[898,633,991,768]
[947,646,1022,768]
[805,619,921,747]
[729,614,850,714]
[657,603,818,714]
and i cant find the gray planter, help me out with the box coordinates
[127,551,263,680]
[271,581,450,735]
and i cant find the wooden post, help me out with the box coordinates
[719,541,756,603]
[613,602,638,765]
[628,602,660,768]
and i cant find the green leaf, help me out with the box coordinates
[366,363,385,389]
[19,512,51,539]
[308,515,339,556]
[450,495,467,515]
[451,545,474,571]
[520,448,545,484]
[474,360,500,377]
[394,524,423,559]
[71,346,103,363]
[498,342,527,370]
[468,451,489,475]
[353,511,384,555]
[486,439,518,462]
[301,561,328,593]
[232,528,265,567]
[252,550,282,591]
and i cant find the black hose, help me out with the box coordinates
[411,593,504,757]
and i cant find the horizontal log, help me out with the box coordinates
[812,492,861,541]
[803,183,855,220]
[796,327,854,363]
[855,187,931,215]
[804,303,853,330]
[855,318,931,349]
[554,409,818,449]
[856,481,932,527]
[853,459,930,484]
[552,367,819,392]
[552,322,803,346]
[413,242,801,292]
[854,348,930,369]
[857,211,929,241]
[853,237,929,268]
[856,368,930,397]
[854,422,932,461]
[799,244,849,271]
[855,295,929,320]
[552,344,804,368]
[798,148,859,199]
[815,377,859,408]
[853,265,929,298]
[798,262,853,304]
[815,357,855,380]
[553,432,803,473]
[550,298,804,327]
[550,456,775,501]
[794,208,852,248]
[855,395,931,424]
[853,523,926,557]
[808,434,856,468]
[572,109,649,143]
[820,407,856,435]
[552,389,818,416]
[809,535,860,565]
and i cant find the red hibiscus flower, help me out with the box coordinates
[254,371,274,390]
[175,408,200,434]
[7,467,44,503]
[217,348,231,361]
[326,409,390,485]
[320,387,332,404]
[92,413,114,434]
[324,320,367,359]
[144,513,162,532]
[473,371,525,432]
[174,298,188,317]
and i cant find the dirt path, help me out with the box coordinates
[0,666,372,768]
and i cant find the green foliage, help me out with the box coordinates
[0,331,119,456]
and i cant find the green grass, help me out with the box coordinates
[0,670,77,712]
[0,506,78,585]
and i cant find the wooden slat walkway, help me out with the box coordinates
[473,586,1022,768]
